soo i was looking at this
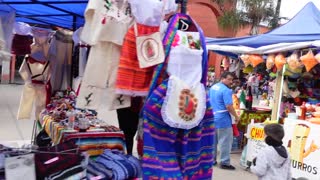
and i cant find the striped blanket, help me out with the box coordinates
[41,115,127,156]
[62,132,127,156]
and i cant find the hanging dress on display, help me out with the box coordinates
[142,13,214,179]
[71,27,89,93]
[115,0,177,96]
[72,27,88,79]
[30,27,53,61]
[0,10,14,61]
[48,29,73,93]
[17,55,51,120]
[76,0,133,110]
[11,34,33,56]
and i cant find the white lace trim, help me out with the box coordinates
[161,75,206,130]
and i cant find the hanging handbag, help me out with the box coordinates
[134,23,165,68]
[133,0,166,69]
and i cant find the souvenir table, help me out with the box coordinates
[40,115,127,156]
[237,108,272,132]
[234,108,271,150]
[37,89,127,156]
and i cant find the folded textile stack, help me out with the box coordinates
[35,141,88,180]
[87,149,141,180]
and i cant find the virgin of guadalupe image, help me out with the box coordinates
[145,41,155,59]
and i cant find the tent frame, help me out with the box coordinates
[2,0,87,30]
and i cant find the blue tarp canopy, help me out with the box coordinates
[206,2,320,50]
[0,0,87,30]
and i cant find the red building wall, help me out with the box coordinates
[184,0,270,78]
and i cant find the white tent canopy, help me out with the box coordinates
[207,40,320,55]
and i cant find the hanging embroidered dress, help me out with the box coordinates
[17,56,51,120]
[76,0,133,110]
[115,0,177,96]
[48,29,73,93]
[142,13,214,180]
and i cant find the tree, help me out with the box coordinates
[215,0,280,35]
[269,0,282,29]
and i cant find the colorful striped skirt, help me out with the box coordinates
[116,23,159,96]
[142,80,215,179]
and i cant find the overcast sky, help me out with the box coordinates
[280,0,320,21]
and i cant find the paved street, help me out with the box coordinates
[0,83,256,180]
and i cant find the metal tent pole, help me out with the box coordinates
[175,0,188,14]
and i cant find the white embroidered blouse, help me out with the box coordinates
[81,0,133,45]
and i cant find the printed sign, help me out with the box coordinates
[246,123,267,163]
[283,119,320,180]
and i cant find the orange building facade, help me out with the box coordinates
[185,0,269,78]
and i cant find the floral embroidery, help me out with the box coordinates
[117,95,125,105]
[125,5,132,17]
[172,34,180,47]
[181,35,187,46]
[187,35,201,50]
[101,0,112,24]
[85,93,93,106]
[178,89,198,121]
[104,0,112,11]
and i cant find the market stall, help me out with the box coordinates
[207,2,320,179]
[207,2,320,117]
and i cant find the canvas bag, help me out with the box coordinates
[134,23,165,68]
[133,1,166,68]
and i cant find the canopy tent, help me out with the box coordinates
[0,0,87,30]
[206,2,320,55]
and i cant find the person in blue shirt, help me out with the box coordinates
[209,71,240,170]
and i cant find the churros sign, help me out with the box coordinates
[283,119,320,180]
[250,127,265,140]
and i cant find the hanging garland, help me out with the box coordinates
[239,49,320,74]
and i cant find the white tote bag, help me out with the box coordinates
[134,23,165,68]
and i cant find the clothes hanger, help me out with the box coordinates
[176,0,192,31]
[178,19,190,31]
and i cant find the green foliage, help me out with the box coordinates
[215,0,281,34]
[218,10,242,30]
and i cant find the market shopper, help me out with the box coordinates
[250,124,291,180]
[116,97,143,155]
[209,71,240,170]
[248,73,260,98]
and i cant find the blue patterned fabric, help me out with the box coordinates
[87,149,141,180]
[87,159,113,180]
